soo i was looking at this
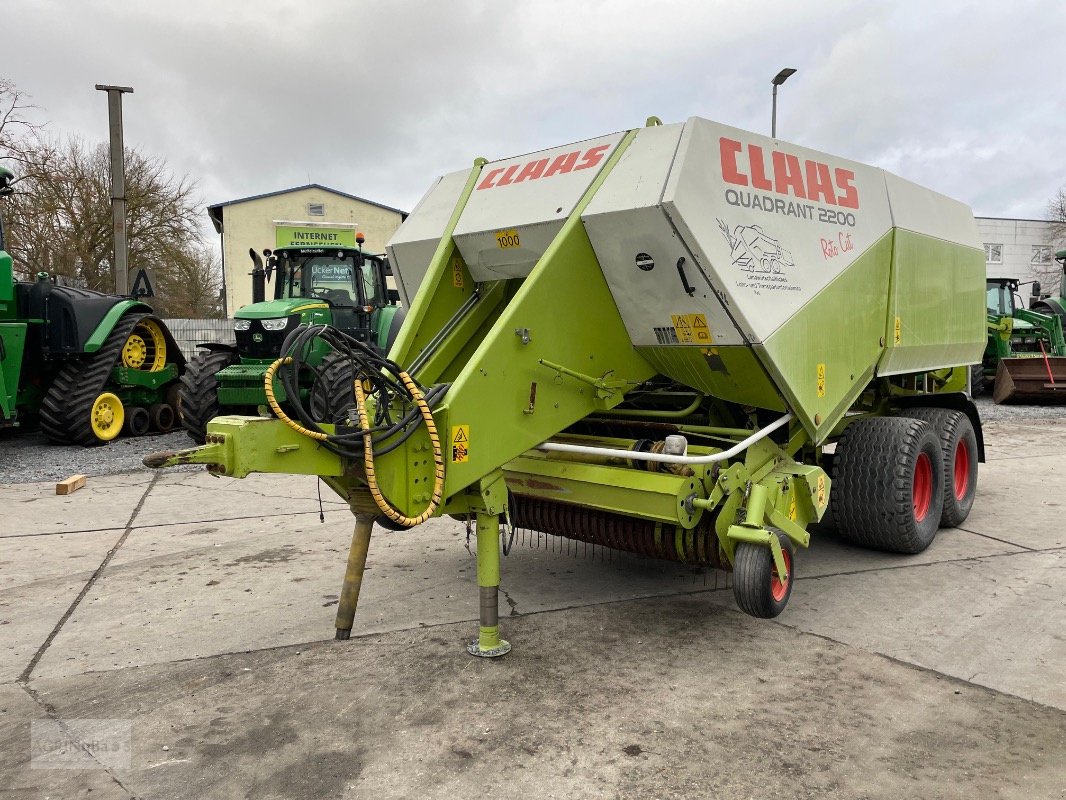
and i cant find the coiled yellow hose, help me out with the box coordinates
[354,374,444,526]
[263,357,328,441]
[264,356,444,527]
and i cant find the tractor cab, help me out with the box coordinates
[269,244,388,345]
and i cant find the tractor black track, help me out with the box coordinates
[39,313,146,447]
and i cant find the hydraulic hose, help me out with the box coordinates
[354,373,444,527]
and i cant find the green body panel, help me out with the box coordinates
[0,250,13,309]
[84,299,153,352]
[373,131,658,502]
[373,304,402,351]
[111,362,178,390]
[150,415,344,478]
[877,231,985,376]
[0,322,27,421]
[234,298,329,321]
[634,345,784,411]
[759,233,893,441]
[217,363,291,405]
[502,452,704,528]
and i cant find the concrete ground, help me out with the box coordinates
[1,418,1064,799]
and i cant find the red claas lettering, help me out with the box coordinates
[719,136,861,209]
[477,144,614,190]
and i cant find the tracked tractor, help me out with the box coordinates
[148,116,987,658]
[0,166,185,445]
[980,276,1066,403]
[177,239,405,443]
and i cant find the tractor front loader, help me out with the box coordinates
[146,117,986,657]
[982,276,1066,403]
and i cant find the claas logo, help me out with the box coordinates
[477,145,612,190]
[719,137,860,209]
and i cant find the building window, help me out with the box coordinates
[984,243,1003,264]
[308,203,325,217]
[1031,245,1052,265]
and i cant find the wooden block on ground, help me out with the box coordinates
[56,474,87,495]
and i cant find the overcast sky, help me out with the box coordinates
[5,0,1064,238]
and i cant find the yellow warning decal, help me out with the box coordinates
[894,316,902,345]
[671,313,712,345]
[816,363,826,398]
[788,492,797,521]
[450,425,470,463]
[495,229,520,249]
[451,256,464,288]
[816,474,827,508]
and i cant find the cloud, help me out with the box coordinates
[4,0,1065,233]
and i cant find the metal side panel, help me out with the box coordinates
[387,169,470,305]
[583,122,745,348]
[662,117,895,344]
[583,205,745,347]
[453,131,626,282]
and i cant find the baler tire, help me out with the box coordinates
[178,349,238,444]
[733,532,794,618]
[900,408,978,528]
[310,352,357,425]
[830,417,944,554]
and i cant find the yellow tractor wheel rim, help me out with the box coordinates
[90,392,125,441]
[122,334,148,368]
[124,319,168,372]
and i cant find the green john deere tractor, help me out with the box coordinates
[0,166,186,445]
[177,239,405,443]
[980,276,1066,403]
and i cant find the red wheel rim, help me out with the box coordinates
[770,549,791,602]
[953,439,970,501]
[913,452,933,522]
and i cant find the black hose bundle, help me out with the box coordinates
[266,324,447,462]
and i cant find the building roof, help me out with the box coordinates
[206,184,407,233]
[974,215,1056,225]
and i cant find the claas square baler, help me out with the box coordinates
[150,116,986,656]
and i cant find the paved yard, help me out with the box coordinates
[1,418,1064,798]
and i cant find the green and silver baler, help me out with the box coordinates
[146,116,986,656]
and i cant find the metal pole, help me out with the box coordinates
[95,84,134,295]
[771,84,779,139]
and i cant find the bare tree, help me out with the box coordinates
[1,78,223,316]
[1041,186,1066,296]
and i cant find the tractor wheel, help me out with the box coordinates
[123,406,151,437]
[900,408,978,528]
[89,392,125,443]
[149,402,176,433]
[121,318,169,372]
[732,532,795,618]
[969,365,986,397]
[178,349,238,444]
[829,417,944,554]
[310,352,357,425]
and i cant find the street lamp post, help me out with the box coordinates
[771,68,797,139]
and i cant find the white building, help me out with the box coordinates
[208,185,406,316]
[975,217,1060,289]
